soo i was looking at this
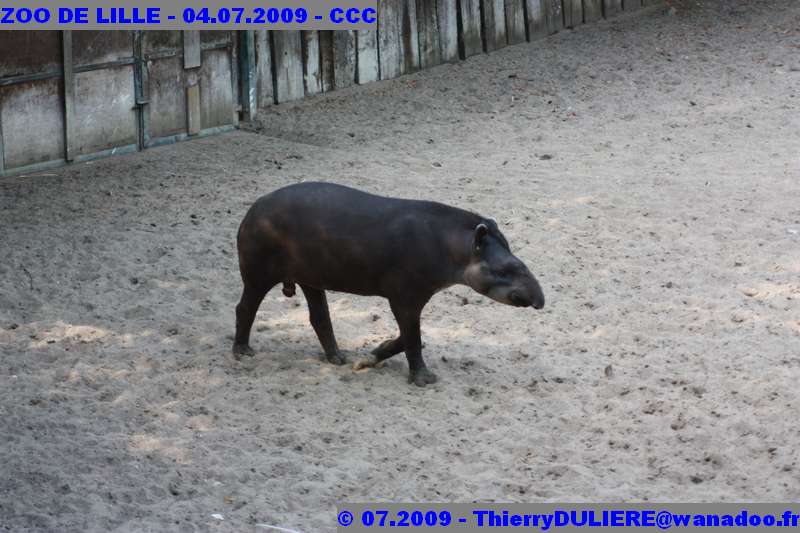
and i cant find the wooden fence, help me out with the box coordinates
[246,0,661,107]
[0,1,661,176]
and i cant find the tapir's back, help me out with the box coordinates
[256,181,461,224]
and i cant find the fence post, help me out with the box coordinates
[459,0,483,58]
[239,30,257,121]
[0,91,5,175]
[61,31,75,162]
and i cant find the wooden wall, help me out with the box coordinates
[0,31,238,176]
[254,0,657,106]
[0,0,659,176]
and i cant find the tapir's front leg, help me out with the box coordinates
[389,299,437,387]
[352,337,404,370]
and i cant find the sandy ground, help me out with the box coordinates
[2,1,800,531]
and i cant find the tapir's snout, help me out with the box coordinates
[510,292,527,307]
[509,277,544,309]
[510,291,534,308]
[527,276,545,310]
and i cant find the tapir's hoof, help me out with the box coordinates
[326,352,347,366]
[409,368,438,387]
[353,354,379,370]
[232,343,255,360]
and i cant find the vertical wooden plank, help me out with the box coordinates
[238,31,257,120]
[356,29,380,83]
[583,0,602,22]
[436,0,459,62]
[545,0,563,33]
[2,78,65,168]
[0,91,5,174]
[61,31,75,162]
[505,0,526,44]
[379,0,401,79]
[562,0,572,28]
[416,0,442,69]
[133,31,151,149]
[271,31,304,103]
[186,67,202,133]
[564,0,583,27]
[302,31,323,95]
[141,36,187,139]
[525,0,548,40]
[229,32,239,127]
[603,0,622,17]
[623,0,641,11]
[379,0,419,79]
[319,31,336,91]
[183,31,201,69]
[186,84,200,135]
[459,0,483,58]
[333,30,357,89]
[482,0,506,52]
[399,0,420,75]
[254,31,273,107]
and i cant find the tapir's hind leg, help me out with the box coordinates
[233,233,281,359]
[300,285,346,365]
[233,277,275,359]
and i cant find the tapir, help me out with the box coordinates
[233,182,545,386]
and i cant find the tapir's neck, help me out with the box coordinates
[443,227,479,290]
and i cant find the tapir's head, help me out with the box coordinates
[463,220,545,309]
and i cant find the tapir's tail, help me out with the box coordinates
[282,282,296,297]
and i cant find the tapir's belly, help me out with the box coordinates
[280,230,402,296]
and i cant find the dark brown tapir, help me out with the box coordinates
[234,182,544,386]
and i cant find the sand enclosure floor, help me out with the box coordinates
[2,1,800,531]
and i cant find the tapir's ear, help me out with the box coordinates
[473,223,489,253]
